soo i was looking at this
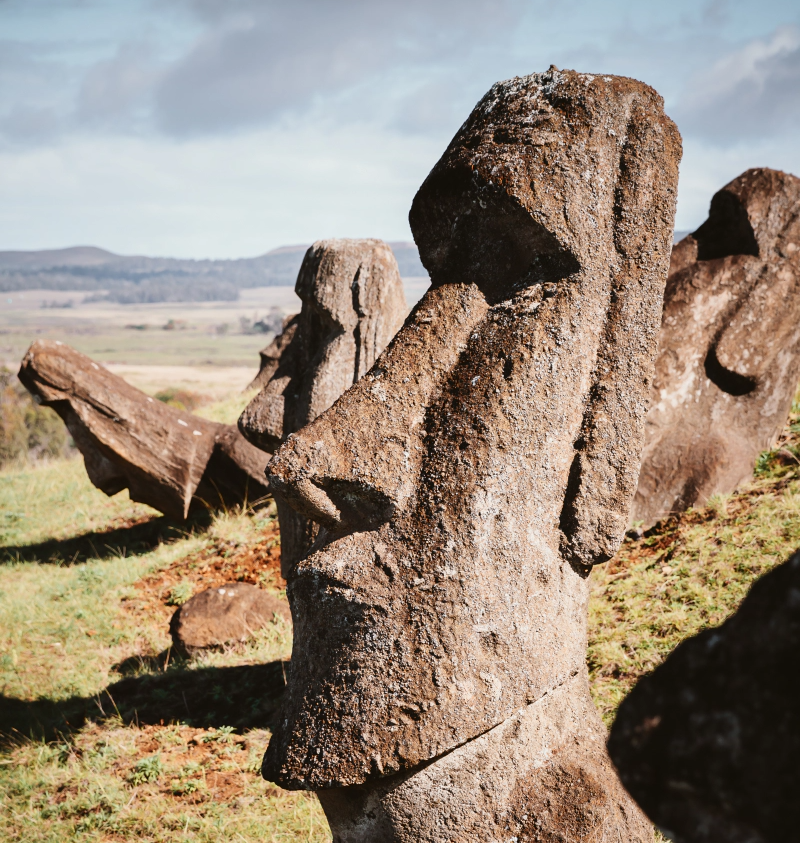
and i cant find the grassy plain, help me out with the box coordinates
[0,287,300,370]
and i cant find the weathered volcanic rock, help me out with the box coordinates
[18,340,271,520]
[239,239,407,453]
[246,313,300,392]
[608,549,800,843]
[238,239,407,576]
[262,67,681,841]
[170,582,291,653]
[633,168,800,526]
[319,672,653,843]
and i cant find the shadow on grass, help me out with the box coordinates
[0,659,289,746]
[0,509,213,566]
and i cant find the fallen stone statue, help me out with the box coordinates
[633,167,800,526]
[18,340,271,520]
[261,67,682,841]
[238,238,407,575]
[608,548,800,843]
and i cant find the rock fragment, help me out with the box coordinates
[608,548,800,843]
[262,67,681,841]
[170,582,290,654]
[238,238,407,575]
[18,340,270,520]
[633,168,800,525]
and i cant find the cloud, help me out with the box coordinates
[676,25,800,143]
[0,103,61,143]
[76,42,161,130]
[0,40,78,146]
[153,0,526,136]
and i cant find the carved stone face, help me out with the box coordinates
[238,239,408,577]
[239,238,407,454]
[633,167,800,525]
[263,68,681,790]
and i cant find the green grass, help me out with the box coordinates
[0,721,326,842]
[588,476,800,724]
[0,459,157,550]
[194,389,257,425]
[0,389,328,842]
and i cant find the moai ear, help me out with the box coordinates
[558,97,682,570]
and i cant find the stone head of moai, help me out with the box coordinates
[264,68,681,840]
[239,239,407,454]
[633,168,800,526]
[238,239,407,574]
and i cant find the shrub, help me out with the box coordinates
[154,387,204,413]
[0,367,74,468]
[128,755,162,785]
[166,582,194,606]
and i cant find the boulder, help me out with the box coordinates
[262,67,681,841]
[633,168,800,525]
[238,238,407,576]
[18,340,271,520]
[170,582,291,653]
[608,549,800,843]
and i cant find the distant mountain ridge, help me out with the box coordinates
[0,242,428,304]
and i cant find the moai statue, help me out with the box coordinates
[261,68,681,841]
[238,239,407,574]
[18,340,270,520]
[633,168,800,526]
[609,548,800,842]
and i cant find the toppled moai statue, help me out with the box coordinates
[238,239,407,575]
[262,67,682,841]
[19,340,270,520]
[608,549,800,843]
[633,168,800,526]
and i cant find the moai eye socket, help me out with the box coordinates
[410,168,581,305]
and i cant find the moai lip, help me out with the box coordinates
[262,66,681,838]
[238,238,407,575]
[17,340,270,520]
[633,168,800,526]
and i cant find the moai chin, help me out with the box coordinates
[263,68,682,841]
[238,238,407,575]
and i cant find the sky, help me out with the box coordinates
[0,0,799,258]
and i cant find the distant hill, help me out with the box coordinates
[0,242,429,304]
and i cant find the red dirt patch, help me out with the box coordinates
[49,722,275,807]
[126,521,283,625]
